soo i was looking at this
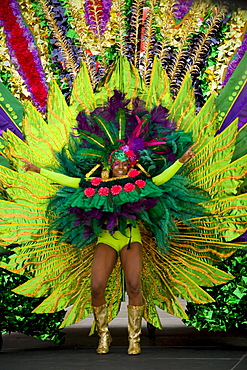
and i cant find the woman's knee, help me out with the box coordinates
[126,280,141,297]
[91,281,106,298]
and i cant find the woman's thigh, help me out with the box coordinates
[91,243,118,289]
[120,242,142,286]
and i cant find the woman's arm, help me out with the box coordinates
[40,169,80,188]
[152,146,195,186]
[152,160,183,186]
[22,161,80,188]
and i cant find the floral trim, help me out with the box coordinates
[111,185,122,195]
[135,179,146,188]
[98,187,110,196]
[81,166,144,188]
[124,183,135,192]
[84,187,96,197]
[84,172,147,197]
[91,177,102,186]
[128,169,140,178]
[0,0,48,113]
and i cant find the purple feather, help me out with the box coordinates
[105,213,118,231]
[69,197,158,236]
[166,152,177,163]
[150,106,176,130]
[223,32,247,86]
[131,98,147,115]
[124,98,147,138]
[76,111,104,137]
[124,198,158,213]
[131,138,145,152]
[84,0,112,36]
[93,90,129,123]
[172,0,193,19]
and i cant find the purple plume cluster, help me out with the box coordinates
[172,0,193,20]
[84,0,112,36]
[223,32,247,86]
[75,90,178,161]
[69,198,158,236]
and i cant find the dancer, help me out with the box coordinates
[0,0,247,357]
[22,144,194,354]
[0,73,245,356]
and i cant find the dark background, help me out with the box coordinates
[231,1,247,9]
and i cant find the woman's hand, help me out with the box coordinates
[22,160,41,173]
[179,145,195,163]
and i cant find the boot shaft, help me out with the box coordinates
[93,304,112,354]
[127,305,144,355]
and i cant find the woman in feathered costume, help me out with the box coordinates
[1,0,247,358]
[22,90,195,354]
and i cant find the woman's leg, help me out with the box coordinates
[120,242,144,355]
[91,243,117,354]
[91,243,118,306]
[120,242,142,306]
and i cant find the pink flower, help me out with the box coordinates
[111,185,122,195]
[98,187,110,196]
[128,169,140,178]
[91,177,102,186]
[135,179,146,189]
[124,183,135,192]
[84,187,96,197]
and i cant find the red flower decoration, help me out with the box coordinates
[125,150,135,158]
[135,179,146,189]
[91,177,102,186]
[111,185,122,195]
[84,187,96,197]
[124,183,135,192]
[98,187,110,196]
[128,169,140,178]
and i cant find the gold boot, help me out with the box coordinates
[127,305,144,355]
[93,304,112,354]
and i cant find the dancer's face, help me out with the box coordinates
[112,159,129,177]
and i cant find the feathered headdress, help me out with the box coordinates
[73,90,192,178]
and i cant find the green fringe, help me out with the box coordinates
[184,249,247,331]
[0,254,65,342]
